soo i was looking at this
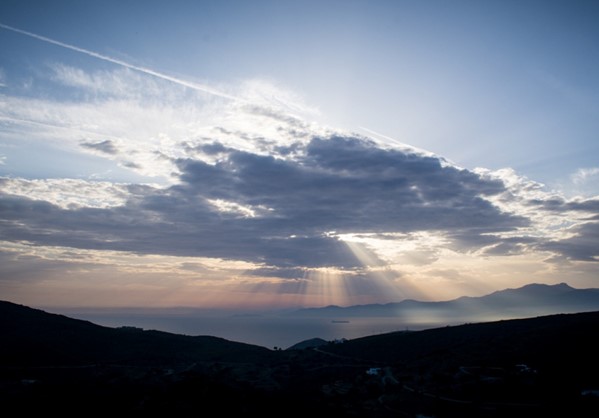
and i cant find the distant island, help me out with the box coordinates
[288,282,599,321]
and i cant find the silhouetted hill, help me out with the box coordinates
[287,337,328,350]
[0,300,273,366]
[1,300,598,417]
[320,311,599,417]
[323,310,599,369]
[290,283,599,320]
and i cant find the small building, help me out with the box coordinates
[366,367,382,376]
[581,389,599,398]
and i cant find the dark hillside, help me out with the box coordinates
[322,312,599,417]
[0,300,274,366]
[324,311,599,372]
[1,300,598,417]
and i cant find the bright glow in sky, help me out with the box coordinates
[0,1,598,310]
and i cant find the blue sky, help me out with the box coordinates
[1,0,598,189]
[0,1,598,309]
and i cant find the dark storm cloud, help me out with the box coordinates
[541,222,599,262]
[0,134,552,269]
[565,199,599,213]
[446,230,503,252]
[515,196,599,262]
[177,136,525,235]
[0,187,361,268]
[122,161,142,169]
[80,139,119,155]
[482,236,538,257]
[526,196,599,213]
[197,141,231,155]
[246,267,306,279]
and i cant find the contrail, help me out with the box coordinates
[359,126,435,157]
[0,115,129,143]
[0,22,241,102]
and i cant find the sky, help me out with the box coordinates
[0,0,598,310]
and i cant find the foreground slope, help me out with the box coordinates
[0,300,273,366]
[1,300,598,417]
[324,310,599,374]
[319,311,599,417]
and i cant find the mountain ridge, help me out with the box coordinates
[289,282,599,319]
[0,299,274,367]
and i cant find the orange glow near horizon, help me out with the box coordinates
[0,238,597,311]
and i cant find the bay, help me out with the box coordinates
[55,311,441,349]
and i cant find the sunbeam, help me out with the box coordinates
[303,268,351,307]
[340,236,424,304]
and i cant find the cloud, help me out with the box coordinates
[1,61,597,291]
[1,131,586,272]
[177,136,523,236]
[0,132,537,269]
[245,267,307,279]
[482,236,538,257]
[81,139,119,155]
[0,64,325,182]
[541,221,599,262]
[0,23,240,102]
[572,167,599,185]
[0,177,129,209]
[0,246,101,284]
[568,167,599,197]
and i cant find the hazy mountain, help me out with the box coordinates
[289,283,599,321]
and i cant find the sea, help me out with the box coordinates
[49,309,443,349]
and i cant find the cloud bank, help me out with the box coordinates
[0,63,598,306]
[1,130,597,269]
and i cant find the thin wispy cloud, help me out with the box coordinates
[572,167,599,185]
[0,65,325,182]
[0,22,241,102]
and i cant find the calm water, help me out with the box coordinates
[59,312,442,349]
